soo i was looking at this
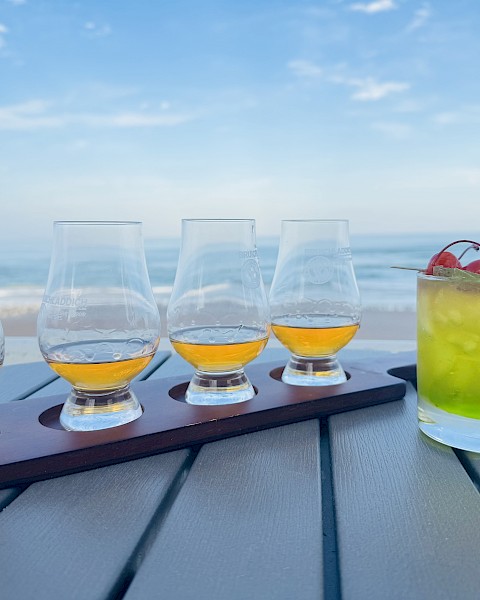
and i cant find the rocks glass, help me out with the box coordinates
[37,221,161,431]
[269,220,361,386]
[167,219,270,405]
[417,270,480,451]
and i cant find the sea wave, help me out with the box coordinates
[0,284,416,320]
[1,230,450,320]
[0,287,45,317]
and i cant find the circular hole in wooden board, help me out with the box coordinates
[269,366,351,383]
[168,381,259,403]
[39,403,145,431]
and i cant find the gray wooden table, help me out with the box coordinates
[1,343,480,600]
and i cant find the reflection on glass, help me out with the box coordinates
[37,221,161,431]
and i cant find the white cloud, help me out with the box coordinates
[352,79,409,100]
[0,99,195,130]
[84,22,112,38]
[452,168,480,186]
[67,82,138,104]
[1,99,50,114]
[349,0,397,14]
[70,139,89,150]
[404,167,480,189]
[0,23,8,49]
[6,0,26,5]
[0,100,64,129]
[82,112,191,127]
[304,7,336,19]
[392,99,424,113]
[407,4,432,32]
[372,121,412,139]
[433,112,459,125]
[433,106,480,126]
[333,76,410,101]
[287,59,323,78]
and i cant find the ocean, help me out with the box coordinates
[0,232,475,320]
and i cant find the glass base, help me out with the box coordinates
[418,396,480,452]
[282,354,347,386]
[185,370,254,405]
[59,386,142,431]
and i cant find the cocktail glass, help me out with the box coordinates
[167,219,270,405]
[37,221,161,431]
[269,220,361,386]
[417,270,480,451]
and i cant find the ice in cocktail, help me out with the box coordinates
[417,240,480,451]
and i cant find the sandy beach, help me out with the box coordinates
[1,307,416,365]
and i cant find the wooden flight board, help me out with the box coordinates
[0,356,414,489]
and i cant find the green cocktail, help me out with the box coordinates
[417,269,480,451]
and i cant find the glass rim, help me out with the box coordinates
[416,271,471,283]
[53,221,142,226]
[281,219,349,224]
[417,271,450,281]
[182,218,255,223]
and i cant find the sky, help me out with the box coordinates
[1,0,479,241]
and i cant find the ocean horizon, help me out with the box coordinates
[0,231,477,320]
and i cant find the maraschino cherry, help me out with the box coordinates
[425,240,480,275]
[425,251,460,275]
[464,259,480,274]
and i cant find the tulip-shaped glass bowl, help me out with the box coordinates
[269,220,361,386]
[167,219,270,405]
[37,221,161,431]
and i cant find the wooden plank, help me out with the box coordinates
[0,363,60,512]
[330,382,480,600]
[123,420,323,600]
[0,352,172,514]
[27,374,72,397]
[0,488,22,511]
[0,351,190,600]
[0,362,57,403]
[0,450,192,600]
[146,349,192,378]
[457,451,480,487]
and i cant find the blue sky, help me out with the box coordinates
[1,0,479,240]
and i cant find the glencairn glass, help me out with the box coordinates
[269,220,361,386]
[167,219,270,405]
[38,221,161,431]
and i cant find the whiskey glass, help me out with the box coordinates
[167,219,270,405]
[269,220,361,386]
[37,221,161,431]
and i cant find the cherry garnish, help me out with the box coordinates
[425,251,461,275]
[426,239,480,275]
[464,259,480,274]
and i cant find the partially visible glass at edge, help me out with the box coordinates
[417,271,480,452]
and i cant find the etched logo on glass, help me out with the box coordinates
[305,255,334,285]
[242,258,261,289]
